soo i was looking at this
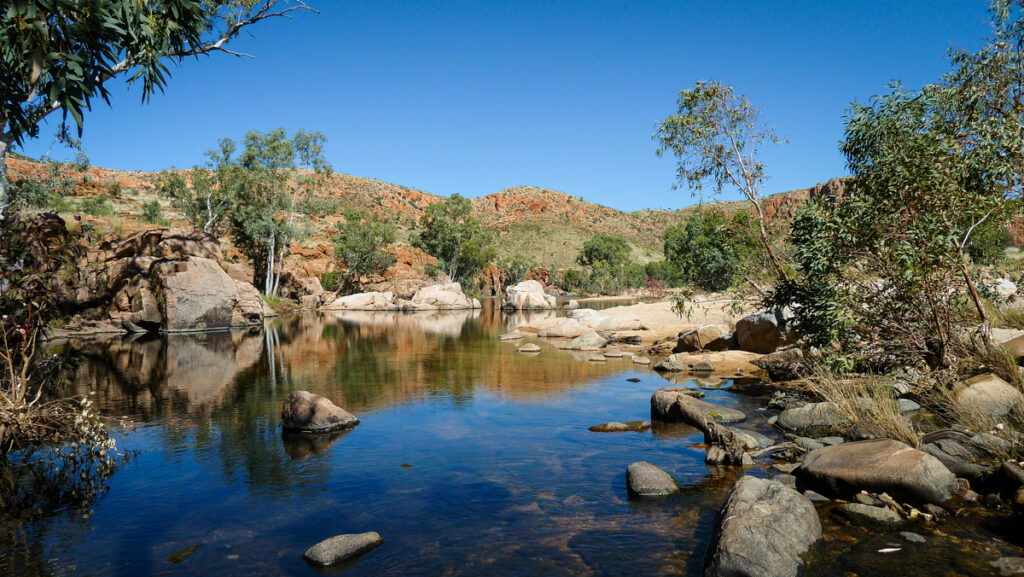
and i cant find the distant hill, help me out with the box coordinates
[3,156,825,270]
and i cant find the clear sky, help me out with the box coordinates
[16,1,995,212]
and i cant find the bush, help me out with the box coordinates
[663,209,759,292]
[140,200,163,224]
[967,219,1014,265]
[320,271,342,292]
[80,195,113,216]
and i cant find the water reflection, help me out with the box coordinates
[280,429,352,460]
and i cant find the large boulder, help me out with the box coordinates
[676,324,732,352]
[320,291,399,311]
[651,388,747,423]
[404,283,481,310]
[502,280,557,310]
[281,390,360,433]
[954,373,1024,418]
[735,311,782,354]
[703,476,821,577]
[626,461,678,497]
[795,438,956,504]
[152,257,239,332]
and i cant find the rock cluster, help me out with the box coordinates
[320,283,481,311]
[502,280,557,310]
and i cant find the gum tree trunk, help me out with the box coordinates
[0,136,10,216]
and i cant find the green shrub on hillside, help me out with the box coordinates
[141,200,164,224]
[80,195,113,217]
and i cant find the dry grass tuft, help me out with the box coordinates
[809,365,920,447]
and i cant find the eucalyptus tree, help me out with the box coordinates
[224,128,330,296]
[0,0,315,214]
[654,81,788,281]
[770,0,1024,367]
[412,194,494,284]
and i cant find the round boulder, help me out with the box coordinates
[282,390,359,433]
[626,461,678,497]
[303,532,383,566]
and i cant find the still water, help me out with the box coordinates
[3,303,1018,576]
[4,302,771,577]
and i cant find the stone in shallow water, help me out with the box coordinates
[632,356,651,365]
[281,390,359,433]
[499,329,526,341]
[589,421,650,433]
[650,388,747,423]
[990,557,1024,576]
[704,476,821,577]
[303,532,383,566]
[834,503,903,525]
[626,461,678,497]
[517,343,541,353]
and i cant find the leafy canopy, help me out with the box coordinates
[411,194,493,284]
[770,0,1024,366]
[334,209,397,284]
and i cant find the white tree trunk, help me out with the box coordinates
[265,233,276,295]
[0,136,10,217]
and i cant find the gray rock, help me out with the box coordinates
[499,329,526,341]
[728,428,774,449]
[517,343,541,353]
[899,532,926,544]
[817,436,846,446]
[152,257,238,331]
[650,388,747,423]
[703,476,821,577]
[897,398,922,413]
[558,331,607,351]
[626,461,678,497]
[303,532,383,566]
[654,353,688,372]
[281,390,359,433]
[777,402,848,430]
[632,356,651,365]
[803,490,830,502]
[834,503,903,525]
[795,438,956,504]
[690,361,714,372]
[735,311,783,354]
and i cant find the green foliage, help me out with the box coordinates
[80,194,112,217]
[967,218,1014,265]
[411,194,494,284]
[500,254,537,285]
[770,1,1024,366]
[559,268,582,291]
[662,209,760,291]
[159,165,233,235]
[8,132,88,211]
[577,233,630,267]
[221,128,331,295]
[334,209,397,287]
[654,80,787,279]
[140,199,163,224]
[320,271,342,292]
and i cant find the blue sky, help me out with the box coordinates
[17,1,994,212]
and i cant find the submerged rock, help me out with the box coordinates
[651,388,746,423]
[589,420,650,433]
[281,390,359,433]
[303,532,383,566]
[517,343,541,353]
[795,438,956,504]
[626,461,678,497]
[498,329,526,341]
[703,476,821,577]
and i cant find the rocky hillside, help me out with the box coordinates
[3,156,828,273]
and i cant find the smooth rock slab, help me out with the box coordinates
[795,438,955,504]
[499,329,526,341]
[777,401,848,430]
[303,532,383,566]
[281,390,359,433]
[626,461,678,497]
[703,476,821,577]
[517,343,541,353]
[651,388,747,423]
